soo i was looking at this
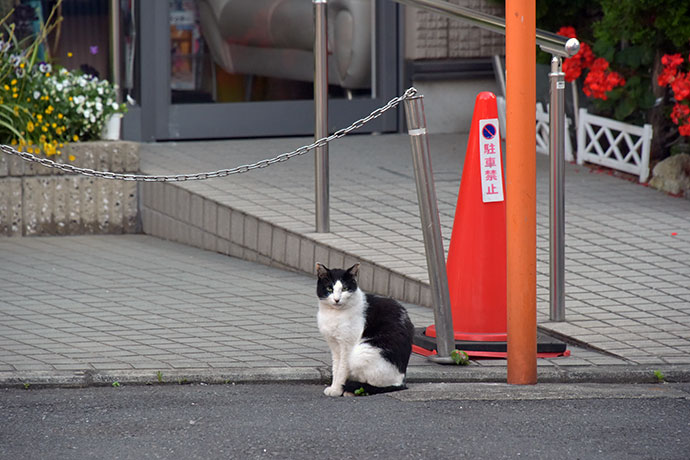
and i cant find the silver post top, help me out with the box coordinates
[565,38,580,57]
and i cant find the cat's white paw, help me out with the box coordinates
[324,386,343,397]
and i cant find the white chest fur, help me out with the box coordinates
[317,290,365,344]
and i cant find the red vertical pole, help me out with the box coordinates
[506,0,537,384]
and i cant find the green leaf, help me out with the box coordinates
[451,349,470,366]
[614,96,637,120]
[639,90,656,110]
[615,46,644,69]
[592,40,615,63]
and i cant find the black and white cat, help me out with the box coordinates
[316,263,414,397]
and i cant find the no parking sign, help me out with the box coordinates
[478,118,504,203]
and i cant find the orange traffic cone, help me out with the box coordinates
[442,91,507,341]
[412,92,568,358]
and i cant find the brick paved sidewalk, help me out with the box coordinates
[1,132,689,387]
[0,235,688,388]
[139,134,690,366]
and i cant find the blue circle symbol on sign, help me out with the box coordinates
[482,123,497,140]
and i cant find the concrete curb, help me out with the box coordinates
[3,365,690,390]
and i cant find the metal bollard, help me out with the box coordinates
[313,0,329,233]
[109,0,122,103]
[403,93,455,360]
[549,56,566,321]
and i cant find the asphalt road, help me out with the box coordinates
[2,383,689,460]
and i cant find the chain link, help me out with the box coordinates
[1,87,419,182]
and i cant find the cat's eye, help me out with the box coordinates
[326,287,333,292]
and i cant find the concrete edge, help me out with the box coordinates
[3,365,690,390]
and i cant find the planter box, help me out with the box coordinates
[0,142,140,236]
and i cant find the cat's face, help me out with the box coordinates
[316,263,360,308]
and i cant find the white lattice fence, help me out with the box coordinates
[496,97,573,162]
[577,109,653,183]
[536,103,574,162]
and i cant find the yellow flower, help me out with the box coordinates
[51,123,57,128]
[72,134,79,142]
[27,147,33,153]
[42,126,48,132]
[3,84,8,90]
[68,154,75,162]
[67,52,73,57]
[27,121,35,132]
[10,139,17,145]
[58,113,63,119]
[36,114,43,121]
[11,79,16,85]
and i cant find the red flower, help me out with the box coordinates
[658,66,678,87]
[679,122,690,137]
[670,73,690,101]
[590,57,609,72]
[661,53,684,70]
[562,57,582,82]
[557,26,577,39]
[670,103,690,125]
[579,42,595,68]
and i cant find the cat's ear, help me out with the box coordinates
[315,263,329,279]
[347,263,360,278]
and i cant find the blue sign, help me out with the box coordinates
[482,123,497,140]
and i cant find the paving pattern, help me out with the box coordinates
[139,133,690,366]
[1,131,689,385]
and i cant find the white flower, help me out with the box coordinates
[33,91,41,99]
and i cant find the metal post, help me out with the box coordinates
[314,0,329,233]
[109,0,122,103]
[549,56,566,322]
[404,94,455,360]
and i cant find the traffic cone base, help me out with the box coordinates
[424,324,507,342]
[412,328,569,359]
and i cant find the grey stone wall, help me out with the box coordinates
[0,142,140,236]
[405,0,505,60]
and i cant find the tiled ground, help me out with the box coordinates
[138,133,690,365]
[0,235,624,380]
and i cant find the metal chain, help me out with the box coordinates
[1,87,419,182]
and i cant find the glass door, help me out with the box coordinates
[124,0,399,141]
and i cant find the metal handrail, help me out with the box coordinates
[392,0,580,57]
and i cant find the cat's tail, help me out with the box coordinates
[343,380,407,396]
